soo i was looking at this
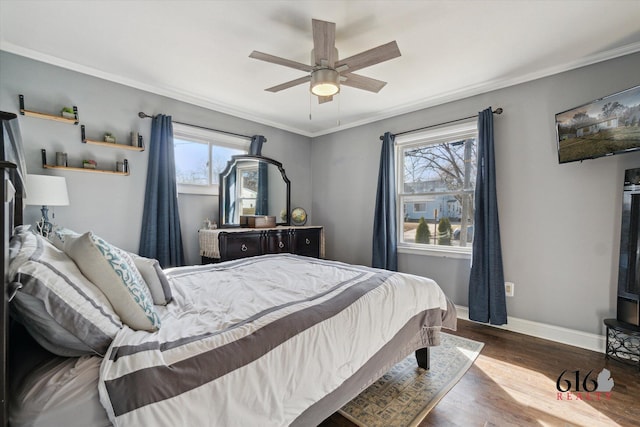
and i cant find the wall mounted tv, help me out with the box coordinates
[556,85,640,164]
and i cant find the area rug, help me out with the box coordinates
[338,333,484,427]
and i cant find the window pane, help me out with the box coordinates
[402,138,476,192]
[399,137,477,249]
[175,138,209,185]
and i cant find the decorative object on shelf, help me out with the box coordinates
[104,132,116,143]
[291,207,307,226]
[280,209,288,222]
[19,94,79,125]
[203,218,212,230]
[55,152,68,167]
[60,107,75,120]
[24,174,70,238]
[83,159,97,169]
[116,161,125,172]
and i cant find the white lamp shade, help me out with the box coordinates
[24,174,70,206]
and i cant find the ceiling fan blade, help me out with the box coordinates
[341,73,387,93]
[249,51,314,73]
[318,95,333,104]
[335,41,401,73]
[265,76,311,92]
[312,19,336,67]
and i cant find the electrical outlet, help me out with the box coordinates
[505,281,515,297]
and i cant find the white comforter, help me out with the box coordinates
[98,254,453,426]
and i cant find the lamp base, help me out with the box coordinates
[36,205,53,238]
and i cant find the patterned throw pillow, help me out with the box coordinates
[64,232,161,332]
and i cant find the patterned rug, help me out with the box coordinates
[338,333,484,427]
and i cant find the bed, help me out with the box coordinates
[1,112,456,427]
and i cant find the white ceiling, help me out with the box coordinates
[1,1,640,137]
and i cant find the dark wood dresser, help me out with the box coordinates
[200,226,324,263]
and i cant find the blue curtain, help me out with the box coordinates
[224,165,237,223]
[139,114,185,268]
[469,108,507,324]
[255,162,269,215]
[372,132,398,271]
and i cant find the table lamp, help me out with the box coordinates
[24,174,70,237]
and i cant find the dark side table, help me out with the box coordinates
[604,318,640,370]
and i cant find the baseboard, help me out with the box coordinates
[455,305,606,353]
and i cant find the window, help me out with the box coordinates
[396,121,477,255]
[173,123,249,195]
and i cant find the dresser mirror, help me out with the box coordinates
[219,155,290,227]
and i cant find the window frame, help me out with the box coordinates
[395,120,478,259]
[173,123,250,195]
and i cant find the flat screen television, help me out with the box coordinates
[556,84,640,164]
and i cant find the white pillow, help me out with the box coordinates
[9,229,122,356]
[130,254,173,305]
[64,232,161,332]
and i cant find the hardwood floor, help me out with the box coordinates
[320,319,640,427]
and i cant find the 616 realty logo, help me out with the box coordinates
[556,368,614,401]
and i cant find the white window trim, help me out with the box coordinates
[395,120,477,257]
[173,123,250,195]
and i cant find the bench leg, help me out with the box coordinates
[415,347,430,370]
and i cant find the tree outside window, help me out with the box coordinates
[396,122,477,252]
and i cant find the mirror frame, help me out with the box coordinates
[218,155,291,228]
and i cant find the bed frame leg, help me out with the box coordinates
[415,347,430,370]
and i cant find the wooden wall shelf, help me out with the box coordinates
[83,138,144,152]
[81,125,144,151]
[42,165,129,176]
[41,149,129,176]
[19,95,78,125]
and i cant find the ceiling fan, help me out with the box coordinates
[249,19,401,104]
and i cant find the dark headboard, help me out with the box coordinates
[1,111,24,427]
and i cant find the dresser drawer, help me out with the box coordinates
[266,230,292,253]
[292,228,322,258]
[218,232,263,261]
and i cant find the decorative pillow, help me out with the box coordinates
[49,225,80,251]
[63,232,161,332]
[8,229,123,356]
[130,253,173,305]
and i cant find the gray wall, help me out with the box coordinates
[312,52,640,336]
[0,51,312,265]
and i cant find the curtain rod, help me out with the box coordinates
[379,107,503,140]
[138,112,256,140]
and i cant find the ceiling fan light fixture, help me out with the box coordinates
[310,68,340,96]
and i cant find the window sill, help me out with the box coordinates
[177,184,219,196]
[398,244,472,260]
